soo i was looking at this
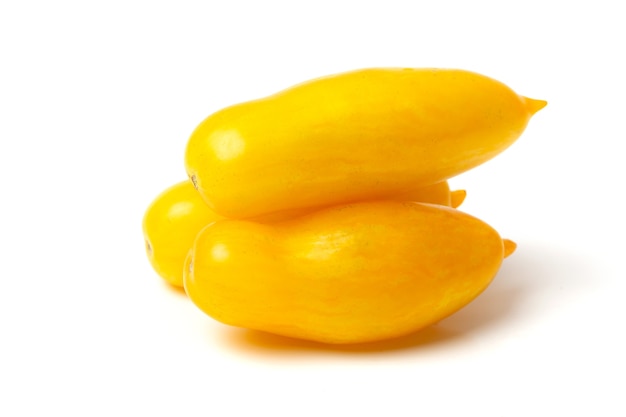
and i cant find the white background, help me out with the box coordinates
[1,1,624,416]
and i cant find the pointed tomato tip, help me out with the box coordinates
[450,189,467,208]
[503,239,517,258]
[523,97,548,116]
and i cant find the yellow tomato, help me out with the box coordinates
[185,201,514,344]
[185,68,545,218]
[142,181,224,287]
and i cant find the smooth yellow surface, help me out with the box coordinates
[186,68,546,218]
[185,201,509,344]
[143,180,464,287]
[142,181,224,287]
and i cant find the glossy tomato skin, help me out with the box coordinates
[142,181,223,287]
[185,201,511,344]
[185,68,545,218]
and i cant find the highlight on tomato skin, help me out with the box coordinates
[184,200,513,344]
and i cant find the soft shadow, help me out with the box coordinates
[220,323,462,356]
[440,241,593,334]
[162,281,188,298]
[217,242,592,357]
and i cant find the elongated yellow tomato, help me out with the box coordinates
[143,180,465,287]
[185,201,512,344]
[185,68,546,218]
[142,181,224,287]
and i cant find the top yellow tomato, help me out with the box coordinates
[185,68,545,218]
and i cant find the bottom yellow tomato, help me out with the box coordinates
[185,201,513,344]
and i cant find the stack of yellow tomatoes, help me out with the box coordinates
[143,68,545,344]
